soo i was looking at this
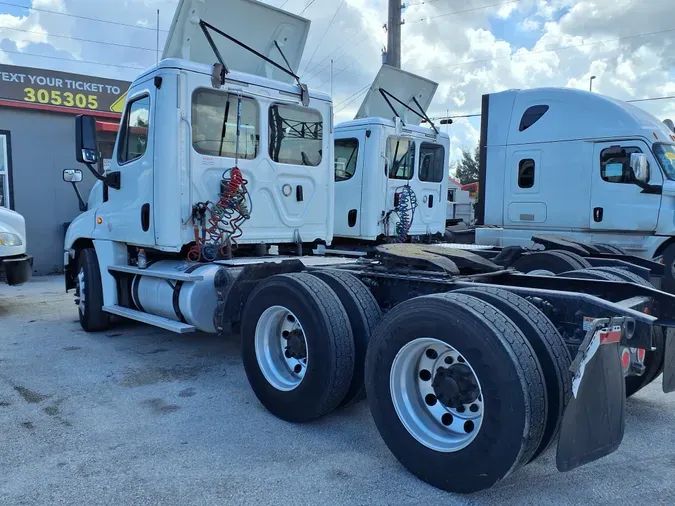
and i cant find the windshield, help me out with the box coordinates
[654,143,675,180]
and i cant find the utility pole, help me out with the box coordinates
[387,0,402,68]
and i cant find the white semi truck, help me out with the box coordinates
[0,206,32,286]
[60,0,675,494]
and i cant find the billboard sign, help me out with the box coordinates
[0,63,130,115]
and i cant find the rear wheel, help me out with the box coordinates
[309,270,381,406]
[586,266,652,286]
[241,273,355,422]
[453,286,572,461]
[76,248,110,332]
[595,243,626,255]
[365,293,546,493]
[510,250,591,275]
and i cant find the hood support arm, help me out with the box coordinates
[378,88,438,134]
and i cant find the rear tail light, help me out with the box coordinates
[621,348,631,372]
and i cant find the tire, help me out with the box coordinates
[365,293,547,493]
[76,248,110,332]
[557,268,625,282]
[587,266,652,286]
[510,250,591,275]
[595,243,626,255]
[241,273,355,422]
[309,270,382,406]
[626,327,666,398]
[453,286,572,461]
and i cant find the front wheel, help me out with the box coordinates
[76,248,110,332]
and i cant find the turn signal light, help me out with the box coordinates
[97,217,103,224]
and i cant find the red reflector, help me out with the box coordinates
[600,329,621,344]
[638,348,646,362]
[621,349,631,370]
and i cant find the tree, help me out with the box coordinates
[455,146,480,185]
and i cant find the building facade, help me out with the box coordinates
[0,64,129,275]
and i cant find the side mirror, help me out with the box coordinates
[75,115,99,164]
[630,153,649,183]
[63,169,83,183]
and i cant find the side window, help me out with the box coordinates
[118,95,150,164]
[600,146,642,183]
[387,137,415,180]
[191,90,259,159]
[334,138,359,181]
[519,105,549,132]
[419,143,445,182]
[269,104,323,166]
[518,159,535,188]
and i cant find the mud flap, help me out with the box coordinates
[663,329,675,393]
[557,321,626,472]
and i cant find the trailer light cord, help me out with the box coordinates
[384,185,418,243]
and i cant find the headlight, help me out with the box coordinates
[0,233,22,246]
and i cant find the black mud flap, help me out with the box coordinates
[557,320,626,472]
[663,329,675,393]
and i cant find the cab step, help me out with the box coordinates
[107,264,204,282]
[102,305,196,334]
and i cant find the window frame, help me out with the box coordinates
[117,94,151,166]
[418,142,445,183]
[268,102,324,167]
[600,146,643,184]
[334,137,359,182]
[190,88,260,160]
[518,158,535,189]
[387,136,416,181]
[0,131,13,209]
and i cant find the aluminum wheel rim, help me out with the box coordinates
[254,306,308,392]
[527,269,555,276]
[390,337,484,452]
[77,268,86,315]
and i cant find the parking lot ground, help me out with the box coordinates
[2,275,675,505]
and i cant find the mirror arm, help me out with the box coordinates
[70,182,88,212]
[631,176,662,195]
[84,162,120,190]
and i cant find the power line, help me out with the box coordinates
[304,33,370,82]
[407,0,448,6]
[301,0,345,75]
[0,48,146,71]
[407,0,521,23]
[0,1,168,33]
[312,44,371,89]
[299,0,317,15]
[335,84,371,112]
[627,96,675,103]
[0,25,160,53]
[424,26,675,71]
[302,28,364,79]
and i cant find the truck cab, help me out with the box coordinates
[0,206,32,285]
[474,87,675,260]
[333,66,449,242]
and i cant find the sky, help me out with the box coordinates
[1,0,674,165]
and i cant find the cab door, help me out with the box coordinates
[334,130,366,237]
[94,82,155,245]
[590,141,662,232]
[385,136,415,236]
[416,141,446,233]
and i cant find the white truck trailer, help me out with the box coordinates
[0,206,32,285]
[60,0,675,494]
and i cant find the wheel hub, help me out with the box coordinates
[285,330,307,360]
[432,364,480,409]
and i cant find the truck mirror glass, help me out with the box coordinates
[630,153,649,183]
[63,169,83,183]
[75,115,99,165]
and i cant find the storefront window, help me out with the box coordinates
[0,134,9,208]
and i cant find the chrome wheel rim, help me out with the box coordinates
[390,337,484,452]
[76,268,86,315]
[254,306,308,391]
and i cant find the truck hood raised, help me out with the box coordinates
[163,0,310,85]
[355,65,438,126]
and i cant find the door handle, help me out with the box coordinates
[593,207,603,222]
[141,203,151,231]
[296,185,304,202]
[348,209,357,227]
[428,195,434,208]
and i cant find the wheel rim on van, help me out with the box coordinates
[254,306,308,391]
[390,337,484,452]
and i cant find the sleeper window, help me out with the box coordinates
[518,159,535,188]
[192,90,259,159]
[387,137,415,180]
[335,138,359,181]
[600,146,642,183]
[419,143,445,183]
[269,104,323,166]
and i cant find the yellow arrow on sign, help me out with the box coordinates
[110,90,128,113]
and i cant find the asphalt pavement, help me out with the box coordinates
[1,276,674,505]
